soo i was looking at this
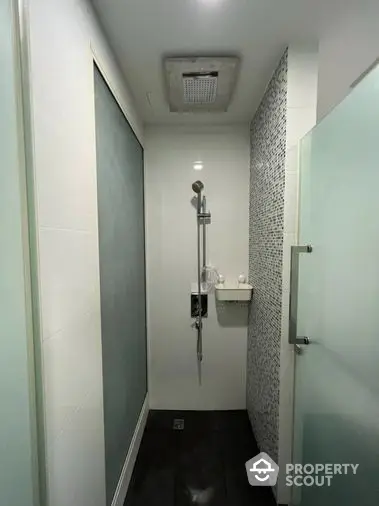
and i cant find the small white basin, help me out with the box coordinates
[215,282,253,302]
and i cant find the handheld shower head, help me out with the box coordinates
[192,180,204,194]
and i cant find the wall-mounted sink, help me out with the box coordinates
[215,282,253,302]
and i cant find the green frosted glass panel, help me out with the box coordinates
[94,67,147,505]
[292,66,379,505]
[0,2,37,505]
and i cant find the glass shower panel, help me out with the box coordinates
[292,65,379,505]
[94,67,147,505]
[0,1,39,505]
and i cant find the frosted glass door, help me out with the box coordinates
[292,66,379,505]
[94,67,147,505]
[0,1,39,505]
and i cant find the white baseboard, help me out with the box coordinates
[111,394,149,506]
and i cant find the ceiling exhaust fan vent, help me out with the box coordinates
[183,72,218,104]
[164,57,239,113]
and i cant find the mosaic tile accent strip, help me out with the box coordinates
[247,49,288,463]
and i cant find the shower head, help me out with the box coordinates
[192,180,204,194]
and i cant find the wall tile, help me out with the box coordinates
[39,228,100,339]
[42,311,103,439]
[247,45,318,503]
[285,145,298,173]
[280,291,290,350]
[43,310,105,506]
[145,125,250,410]
[286,106,317,150]
[287,59,319,109]
[46,404,106,506]
[29,0,143,504]
[247,49,288,463]
[277,292,294,505]
[283,172,299,235]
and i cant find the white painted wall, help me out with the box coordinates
[277,45,318,504]
[26,0,143,504]
[317,2,379,120]
[145,125,249,410]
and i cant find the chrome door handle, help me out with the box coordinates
[289,245,312,346]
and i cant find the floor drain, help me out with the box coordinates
[173,418,184,430]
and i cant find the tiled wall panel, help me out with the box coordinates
[28,0,143,504]
[247,50,288,462]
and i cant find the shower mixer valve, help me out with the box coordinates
[190,293,208,318]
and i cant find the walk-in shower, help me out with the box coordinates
[192,181,211,367]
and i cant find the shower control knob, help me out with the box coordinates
[218,274,225,284]
[238,274,246,284]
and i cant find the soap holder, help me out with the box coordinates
[215,282,253,302]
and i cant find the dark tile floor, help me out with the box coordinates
[125,410,277,506]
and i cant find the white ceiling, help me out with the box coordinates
[91,0,351,125]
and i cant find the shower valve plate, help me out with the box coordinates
[191,294,208,318]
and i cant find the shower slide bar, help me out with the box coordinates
[192,181,211,364]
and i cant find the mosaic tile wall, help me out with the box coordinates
[247,49,288,463]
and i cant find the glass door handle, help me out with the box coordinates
[289,245,312,346]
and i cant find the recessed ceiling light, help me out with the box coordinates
[198,0,223,5]
[193,161,204,171]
